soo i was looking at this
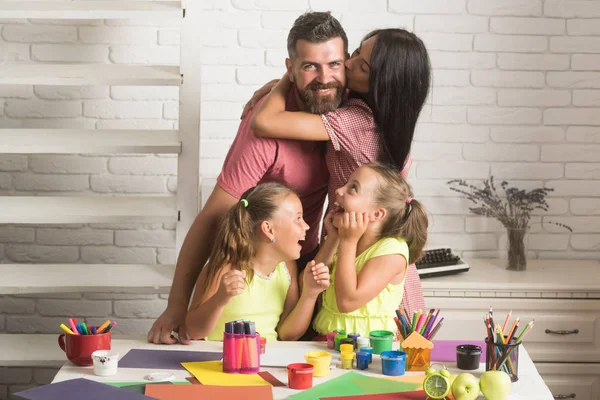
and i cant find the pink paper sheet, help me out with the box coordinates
[431,340,486,362]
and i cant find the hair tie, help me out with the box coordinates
[240,199,248,208]
[406,197,413,205]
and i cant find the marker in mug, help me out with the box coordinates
[102,321,116,334]
[60,324,75,335]
[68,318,79,335]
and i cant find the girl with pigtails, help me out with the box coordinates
[185,182,330,342]
[312,162,429,338]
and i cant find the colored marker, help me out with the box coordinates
[97,320,111,333]
[234,322,244,370]
[103,322,115,333]
[59,324,75,335]
[81,322,89,335]
[91,326,97,335]
[68,318,79,335]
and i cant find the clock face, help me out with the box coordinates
[424,374,449,399]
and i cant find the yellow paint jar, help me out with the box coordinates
[304,351,332,377]
[340,352,355,370]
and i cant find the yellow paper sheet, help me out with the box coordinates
[181,360,271,386]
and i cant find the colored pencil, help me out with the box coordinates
[501,310,512,335]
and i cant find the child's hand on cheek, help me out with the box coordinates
[303,261,330,297]
[323,210,339,239]
[338,211,369,242]
[216,269,246,304]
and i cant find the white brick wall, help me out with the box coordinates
[1,1,600,394]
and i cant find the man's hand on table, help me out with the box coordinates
[147,306,191,345]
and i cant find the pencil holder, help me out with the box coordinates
[485,337,520,382]
[223,332,260,374]
[405,347,431,371]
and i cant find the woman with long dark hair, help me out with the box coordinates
[250,28,431,316]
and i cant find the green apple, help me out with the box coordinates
[479,370,511,400]
[451,373,480,400]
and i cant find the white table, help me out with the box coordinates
[52,336,554,399]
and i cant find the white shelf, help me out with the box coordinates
[0,196,177,224]
[422,259,600,297]
[1,264,174,295]
[0,64,181,86]
[0,1,182,20]
[0,129,181,154]
[0,334,145,367]
[0,334,68,367]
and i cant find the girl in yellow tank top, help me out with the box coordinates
[312,162,429,338]
[186,183,330,342]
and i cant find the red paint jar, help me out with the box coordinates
[287,363,314,390]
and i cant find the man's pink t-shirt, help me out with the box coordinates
[217,90,328,256]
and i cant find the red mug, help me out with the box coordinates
[58,332,111,366]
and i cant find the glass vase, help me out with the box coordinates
[505,227,528,271]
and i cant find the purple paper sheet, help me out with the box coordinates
[431,340,486,362]
[119,348,223,370]
[14,378,155,400]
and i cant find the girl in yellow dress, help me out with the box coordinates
[186,182,330,342]
[313,162,428,337]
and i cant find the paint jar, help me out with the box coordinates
[357,336,370,349]
[359,346,373,364]
[304,351,332,377]
[348,333,360,350]
[91,350,119,376]
[334,334,347,352]
[356,352,370,370]
[340,352,354,369]
[369,330,394,354]
[340,337,355,350]
[326,332,337,349]
[380,350,407,376]
[260,337,267,355]
[287,363,314,390]
[340,344,354,354]
[333,329,346,336]
[456,344,482,371]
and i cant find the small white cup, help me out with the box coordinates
[91,350,120,376]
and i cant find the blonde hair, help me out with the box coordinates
[198,182,296,301]
[365,162,428,263]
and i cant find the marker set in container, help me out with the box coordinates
[222,320,260,374]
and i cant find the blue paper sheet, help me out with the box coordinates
[119,348,222,370]
[14,378,156,400]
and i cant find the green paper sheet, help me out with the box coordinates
[289,372,421,400]
[351,376,420,394]
[289,372,365,400]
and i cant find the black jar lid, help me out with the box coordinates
[456,344,482,355]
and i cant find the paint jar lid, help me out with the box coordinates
[380,350,407,360]
[456,344,482,355]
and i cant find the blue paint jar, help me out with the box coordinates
[348,333,360,350]
[380,350,407,376]
[356,352,370,370]
[359,346,373,364]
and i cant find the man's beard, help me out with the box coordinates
[296,78,344,114]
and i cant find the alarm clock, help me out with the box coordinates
[423,366,451,400]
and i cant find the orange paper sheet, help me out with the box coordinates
[181,360,270,386]
[145,384,273,400]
